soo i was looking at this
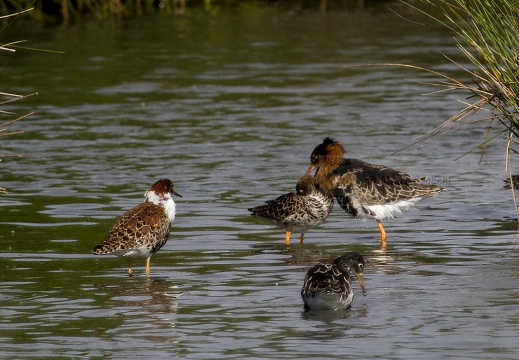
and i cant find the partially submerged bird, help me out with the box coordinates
[305,137,443,247]
[92,178,181,276]
[248,175,333,245]
[301,252,366,311]
[504,175,519,189]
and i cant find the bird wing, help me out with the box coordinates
[303,263,350,296]
[334,158,442,206]
[93,202,171,254]
[249,192,306,221]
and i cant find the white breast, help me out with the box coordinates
[304,292,354,311]
[145,190,177,222]
[162,198,177,223]
[362,198,422,220]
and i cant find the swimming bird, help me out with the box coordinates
[248,175,333,245]
[504,175,519,189]
[304,137,443,247]
[92,178,181,276]
[301,252,366,311]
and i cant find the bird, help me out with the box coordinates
[504,175,519,189]
[248,175,334,245]
[304,137,443,248]
[301,252,366,311]
[92,178,181,276]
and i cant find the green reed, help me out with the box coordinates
[1,8,37,194]
[402,0,519,214]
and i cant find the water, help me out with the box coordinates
[2,3,519,359]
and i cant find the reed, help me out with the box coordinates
[1,8,37,194]
[0,0,387,21]
[0,0,203,20]
[0,92,35,195]
[0,92,36,193]
[401,0,519,214]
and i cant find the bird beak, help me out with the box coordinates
[356,272,367,296]
[173,190,182,198]
[304,165,316,177]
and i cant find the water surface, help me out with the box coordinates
[1,4,519,359]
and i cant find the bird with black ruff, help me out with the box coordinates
[304,137,443,247]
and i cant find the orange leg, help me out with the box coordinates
[145,257,151,277]
[285,230,291,245]
[298,233,305,244]
[377,220,387,248]
[128,258,133,276]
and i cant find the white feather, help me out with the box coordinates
[145,189,177,222]
[304,292,354,311]
[361,198,422,220]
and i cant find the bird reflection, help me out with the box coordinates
[93,277,183,316]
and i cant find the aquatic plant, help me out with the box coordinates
[0,0,395,22]
[395,0,519,215]
[0,8,36,194]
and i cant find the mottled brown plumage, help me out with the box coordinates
[92,178,181,276]
[248,175,333,245]
[93,202,171,256]
[301,253,366,311]
[305,137,443,247]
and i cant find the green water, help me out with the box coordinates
[1,4,519,359]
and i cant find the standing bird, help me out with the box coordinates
[248,175,334,245]
[92,178,181,276]
[301,252,367,311]
[305,137,443,247]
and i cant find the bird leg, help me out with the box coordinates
[128,258,133,276]
[298,233,305,244]
[377,220,387,248]
[145,257,151,277]
[285,230,292,245]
